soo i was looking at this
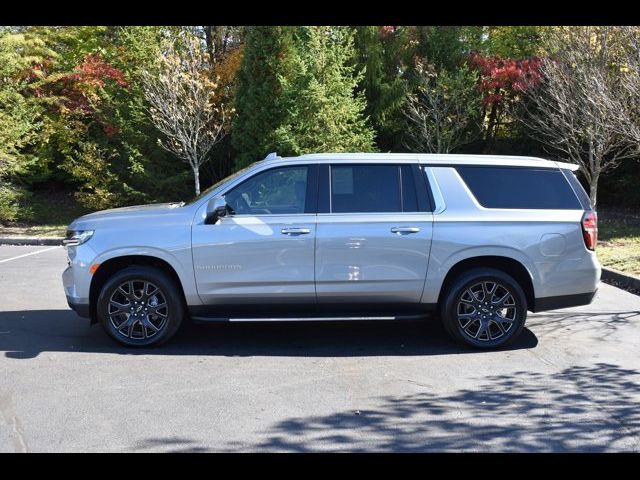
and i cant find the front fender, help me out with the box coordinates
[92,246,202,306]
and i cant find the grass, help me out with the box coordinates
[597,209,640,277]
[0,224,67,237]
[0,186,87,238]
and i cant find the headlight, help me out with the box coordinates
[63,230,94,247]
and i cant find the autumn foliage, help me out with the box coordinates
[468,52,542,105]
[58,54,127,114]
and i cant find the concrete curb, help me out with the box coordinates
[0,237,64,246]
[601,267,640,292]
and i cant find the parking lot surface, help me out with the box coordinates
[1,245,639,452]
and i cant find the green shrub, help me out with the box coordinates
[0,183,31,223]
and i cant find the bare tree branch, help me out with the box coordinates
[142,30,229,195]
[403,63,481,153]
[518,26,640,206]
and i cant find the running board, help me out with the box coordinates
[191,314,429,323]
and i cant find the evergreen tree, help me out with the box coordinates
[231,26,296,168]
[412,26,484,72]
[353,26,410,151]
[275,26,375,155]
[0,29,54,221]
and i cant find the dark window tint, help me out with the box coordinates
[562,169,592,209]
[331,165,401,213]
[456,166,582,210]
[401,165,419,212]
[226,166,309,215]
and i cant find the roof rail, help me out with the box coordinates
[264,152,279,161]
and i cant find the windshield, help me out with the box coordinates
[184,162,259,205]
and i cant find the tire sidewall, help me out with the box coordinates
[97,266,184,347]
[442,268,527,349]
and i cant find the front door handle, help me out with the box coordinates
[391,227,420,234]
[281,227,311,235]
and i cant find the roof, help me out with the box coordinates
[264,152,580,171]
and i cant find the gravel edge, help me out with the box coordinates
[600,268,640,296]
[0,237,64,246]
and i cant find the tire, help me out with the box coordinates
[96,266,184,347]
[440,268,527,349]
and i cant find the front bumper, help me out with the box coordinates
[66,296,91,318]
[62,243,98,317]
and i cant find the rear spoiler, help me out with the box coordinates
[555,161,580,172]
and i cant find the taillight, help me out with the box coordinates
[582,210,598,251]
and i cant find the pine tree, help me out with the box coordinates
[231,26,296,168]
[275,26,375,155]
[353,26,409,151]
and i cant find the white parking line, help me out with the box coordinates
[0,246,61,264]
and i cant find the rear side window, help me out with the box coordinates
[331,165,401,213]
[561,169,592,210]
[456,166,582,210]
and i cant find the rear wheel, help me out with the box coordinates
[97,266,184,347]
[441,268,527,349]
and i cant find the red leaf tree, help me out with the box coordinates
[468,52,542,144]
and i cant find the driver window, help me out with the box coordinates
[225,166,309,215]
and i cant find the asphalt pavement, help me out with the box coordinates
[1,245,639,452]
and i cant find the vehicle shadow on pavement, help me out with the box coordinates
[0,309,538,359]
[528,309,640,340]
[230,362,640,452]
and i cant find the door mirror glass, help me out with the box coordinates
[205,196,231,224]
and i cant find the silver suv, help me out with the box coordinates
[62,153,600,349]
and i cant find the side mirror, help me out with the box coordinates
[205,196,230,224]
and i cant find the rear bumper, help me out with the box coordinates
[531,290,597,313]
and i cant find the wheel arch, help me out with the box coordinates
[89,255,187,324]
[437,256,535,311]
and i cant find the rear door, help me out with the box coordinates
[315,163,433,306]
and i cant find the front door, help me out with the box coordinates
[192,165,317,308]
[315,163,433,307]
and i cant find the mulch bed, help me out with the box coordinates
[601,276,640,297]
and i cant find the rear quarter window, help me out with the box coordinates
[561,168,592,210]
[456,166,582,210]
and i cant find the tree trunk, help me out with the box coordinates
[588,143,600,208]
[483,89,501,152]
[193,166,201,196]
[204,26,215,68]
[589,173,599,208]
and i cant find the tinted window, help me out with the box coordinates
[562,169,592,209]
[401,165,419,212]
[331,165,401,213]
[456,166,582,210]
[226,166,309,215]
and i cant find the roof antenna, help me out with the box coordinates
[265,152,279,161]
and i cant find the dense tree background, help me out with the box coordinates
[0,25,638,224]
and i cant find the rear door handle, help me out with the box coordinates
[281,227,311,235]
[391,227,420,234]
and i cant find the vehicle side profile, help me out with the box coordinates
[62,153,600,348]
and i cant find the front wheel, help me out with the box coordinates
[441,268,527,349]
[96,266,184,347]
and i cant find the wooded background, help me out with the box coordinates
[1,26,639,224]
